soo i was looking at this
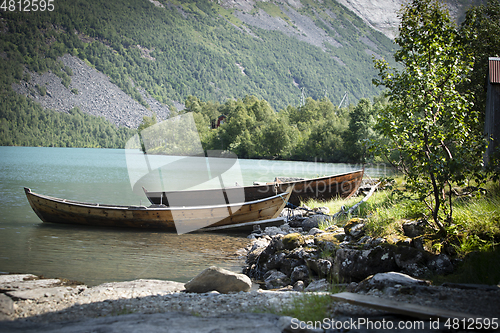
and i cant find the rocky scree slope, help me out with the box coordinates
[12,54,171,129]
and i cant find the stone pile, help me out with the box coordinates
[245,212,454,291]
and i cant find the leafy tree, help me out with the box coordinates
[137,113,157,153]
[137,113,157,132]
[372,0,485,234]
[344,98,376,163]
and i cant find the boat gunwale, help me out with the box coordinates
[144,170,364,195]
[24,187,290,211]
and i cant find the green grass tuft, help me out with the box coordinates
[255,293,334,322]
[304,178,500,284]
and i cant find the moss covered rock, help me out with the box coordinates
[314,232,343,253]
[282,233,305,250]
[344,218,366,239]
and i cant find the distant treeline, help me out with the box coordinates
[0,92,136,148]
[0,89,384,163]
[166,94,388,163]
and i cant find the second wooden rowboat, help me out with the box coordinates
[144,170,363,207]
[24,187,292,233]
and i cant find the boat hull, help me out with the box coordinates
[24,187,291,231]
[145,170,363,207]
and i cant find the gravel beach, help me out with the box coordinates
[0,272,499,333]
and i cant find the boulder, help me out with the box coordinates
[344,218,366,239]
[0,293,14,319]
[333,246,398,282]
[280,257,306,276]
[282,233,305,250]
[312,206,330,215]
[290,265,310,284]
[302,215,331,231]
[184,266,252,294]
[308,227,324,236]
[280,208,305,219]
[246,237,271,265]
[314,232,343,252]
[402,219,427,238]
[264,270,290,290]
[356,272,430,292]
[288,217,306,228]
[263,252,286,271]
[427,253,454,275]
[304,278,330,292]
[393,245,430,277]
[307,257,333,278]
[293,281,305,291]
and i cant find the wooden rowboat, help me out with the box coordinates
[145,170,363,207]
[24,187,292,233]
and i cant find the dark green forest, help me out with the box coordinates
[0,0,497,163]
[0,0,396,107]
[0,0,396,154]
[0,93,135,147]
[181,94,385,162]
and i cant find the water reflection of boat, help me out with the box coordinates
[24,187,292,233]
[144,170,364,207]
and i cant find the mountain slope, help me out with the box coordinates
[334,0,486,39]
[11,54,170,128]
[2,0,398,128]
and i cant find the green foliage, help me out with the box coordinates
[36,84,47,96]
[255,293,335,323]
[186,94,381,162]
[0,0,398,153]
[372,0,486,233]
[0,91,135,148]
[307,178,500,260]
[344,97,384,163]
[0,0,394,113]
[433,246,500,285]
[137,113,157,133]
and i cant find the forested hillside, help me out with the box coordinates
[1,0,396,112]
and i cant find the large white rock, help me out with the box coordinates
[356,271,430,292]
[184,266,252,294]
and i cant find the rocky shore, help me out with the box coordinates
[1,202,499,332]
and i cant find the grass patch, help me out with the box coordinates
[452,183,500,243]
[256,293,333,322]
[304,177,427,237]
[216,7,243,26]
[255,1,291,22]
[304,178,500,260]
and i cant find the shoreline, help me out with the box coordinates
[1,271,499,333]
[2,201,499,332]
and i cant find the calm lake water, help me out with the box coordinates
[0,146,386,286]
